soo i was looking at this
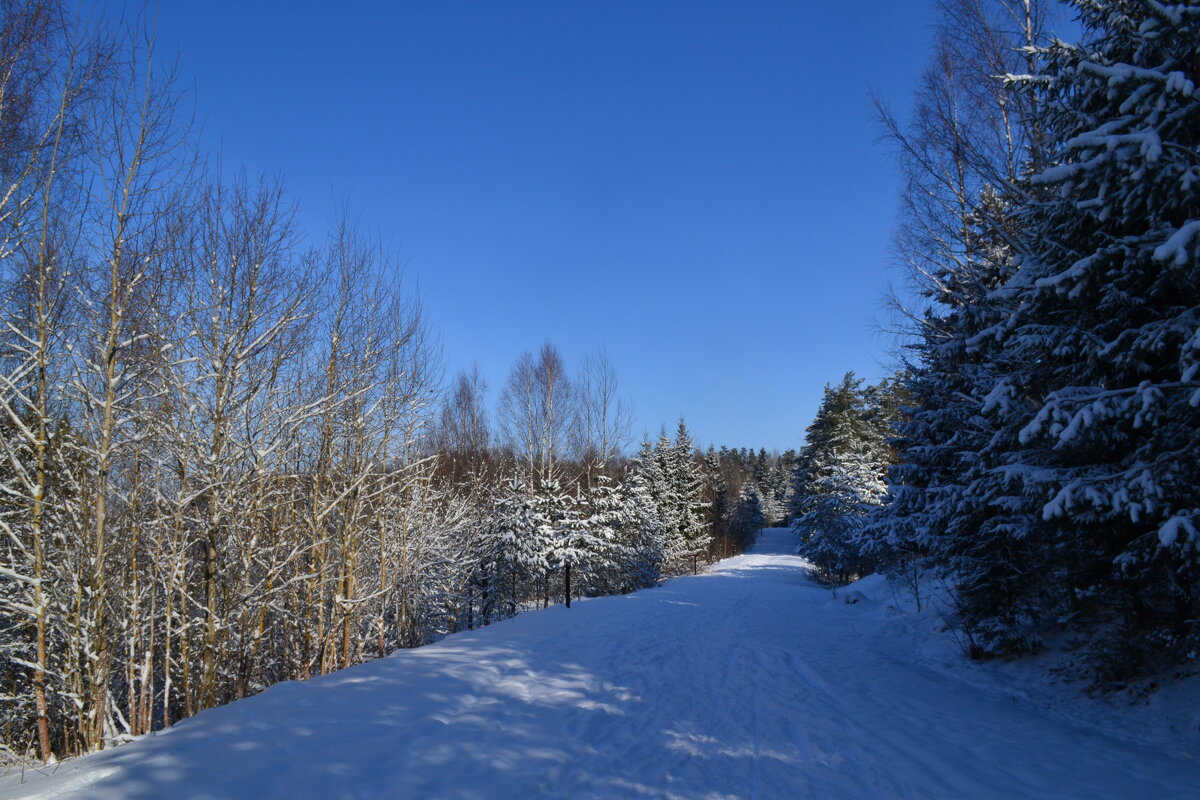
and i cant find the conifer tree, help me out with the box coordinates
[793,374,890,583]
[703,448,734,556]
[481,478,549,618]
[731,482,766,549]
[761,458,792,526]
[870,0,1052,650]
[572,476,628,598]
[969,0,1200,671]
[662,421,711,574]
[618,443,667,590]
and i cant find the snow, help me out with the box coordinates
[1158,515,1197,547]
[4,528,1198,799]
[1154,219,1200,266]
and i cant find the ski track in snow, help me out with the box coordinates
[3,528,1198,799]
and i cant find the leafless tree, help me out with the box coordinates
[0,0,106,760]
[499,343,572,483]
[60,11,194,751]
[570,349,632,489]
[431,364,492,486]
[876,0,1052,327]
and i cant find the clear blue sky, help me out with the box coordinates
[142,1,939,452]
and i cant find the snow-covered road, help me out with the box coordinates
[4,528,1198,799]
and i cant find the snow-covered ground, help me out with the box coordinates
[4,528,1198,799]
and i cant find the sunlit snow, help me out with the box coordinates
[3,529,1197,799]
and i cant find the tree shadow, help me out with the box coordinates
[8,553,818,799]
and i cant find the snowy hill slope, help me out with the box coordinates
[3,528,1198,799]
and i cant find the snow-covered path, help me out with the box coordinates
[5,528,1198,799]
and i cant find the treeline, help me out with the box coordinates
[423,347,718,627]
[703,446,794,555]
[790,0,1199,688]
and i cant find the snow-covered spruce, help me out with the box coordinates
[791,373,895,584]
[969,0,1200,675]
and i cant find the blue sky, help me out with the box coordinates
[144,1,940,452]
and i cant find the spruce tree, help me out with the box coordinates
[731,482,767,549]
[559,476,628,602]
[482,478,549,619]
[793,374,890,583]
[666,421,711,573]
[703,448,734,557]
[973,0,1200,674]
[619,443,667,590]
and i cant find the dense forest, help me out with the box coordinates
[791,0,1199,693]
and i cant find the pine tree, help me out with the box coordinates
[542,478,618,608]
[643,432,683,571]
[870,280,1016,608]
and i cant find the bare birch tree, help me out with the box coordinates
[0,0,98,761]
[570,350,632,489]
[64,27,191,747]
[499,343,572,484]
